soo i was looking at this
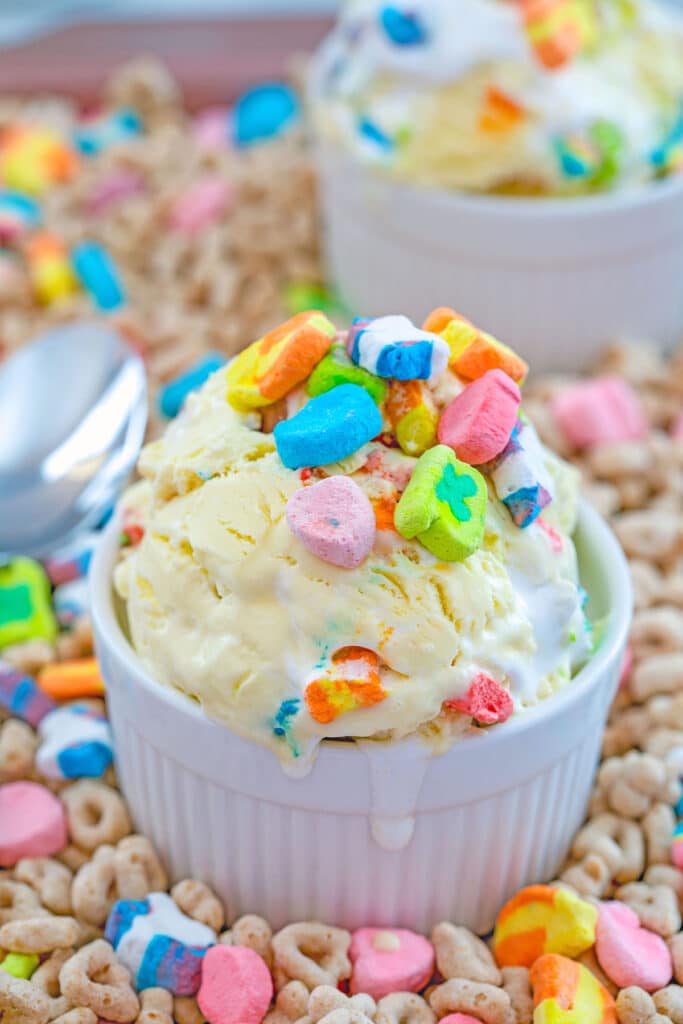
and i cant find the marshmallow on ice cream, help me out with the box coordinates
[115,307,593,771]
[310,0,683,194]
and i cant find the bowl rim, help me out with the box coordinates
[316,141,683,220]
[90,498,632,755]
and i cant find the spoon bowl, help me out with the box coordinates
[0,321,147,557]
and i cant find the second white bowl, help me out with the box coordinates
[91,502,631,933]
[317,145,683,372]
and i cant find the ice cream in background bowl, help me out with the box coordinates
[309,0,683,369]
[91,307,631,930]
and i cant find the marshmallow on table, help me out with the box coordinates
[0,557,57,649]
[71,240,126,312]
[74,109,142,156]
[53,578,90,629]
[379,4,429,45]
[493,884,597,967]
[0,953,39,979]
[0,662,56,726]
[106,892,216,994]
[24,232,79,304]
[37,658,105,700]
[232,82,300,147]
[347,315,449,381]
[595,900,672,992]
[530,953,617,1024]
[551,375,648,448]
[37,703,114,780]
[0,781,68,867]
[169,176,233,233]
[0,126,77,195]
[349,928,435,1000]
[197,944,273,1024]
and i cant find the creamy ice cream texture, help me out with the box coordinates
[115,308,592,772]
[311,0,683,194]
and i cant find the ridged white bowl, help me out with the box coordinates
[316,144,683,372]
[91,502,631,933]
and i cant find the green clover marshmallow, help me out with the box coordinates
[394,444,487,561]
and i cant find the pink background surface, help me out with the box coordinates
[0,17,332,106]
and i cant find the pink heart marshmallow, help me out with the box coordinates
[286,475,376,568]
[595,900,672,992]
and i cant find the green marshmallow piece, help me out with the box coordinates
[394,445,487,561]
[0,557,57,650]
[0,953,40,979]
[306,344,387,404]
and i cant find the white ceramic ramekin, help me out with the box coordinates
[316,144,683,372]
[91,501,631,933]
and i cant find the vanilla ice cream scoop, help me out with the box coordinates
[115,307,591,772]
[310,0,683,195]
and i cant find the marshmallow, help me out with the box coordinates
[158,353,226,419]
[274,383,382,469]
[551,375,648,448]
[232,82,300,147]
[530,953,617,1024]
[444,673,514,725]
[346,315,449,381]
[286,476,376,568]
[595,900,672,992]
[106,892,216,994]
[438,369,520,465]
[307,343,388,405]
[305,646,386,724]
[394,445,487,562]
[0,663,56,726]
[0,557,57,648]
[71,240,126,312]
[37,703,114,780]
[386,380,438,457]
[493,885,597,967]
[227,311,335,411]
[197,944,273,1024]
[0,781,68,867]
[349,928,434,1000]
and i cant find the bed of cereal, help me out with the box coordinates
[3,58,683,1024]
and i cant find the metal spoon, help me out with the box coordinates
[0,321,147,558]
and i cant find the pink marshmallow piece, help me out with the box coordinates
[349,927,435,1001]
[286,476,376,569]
[197,945,273,1024]
[192,107,231,151]
[169,175,233,233]
[0,781,68,867]
[551,375,648,449]
[444,673,514,725]
[440,1017,482,1024]
[595,900,672,992]
[438,369,521,465]
[87,169,144,215]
